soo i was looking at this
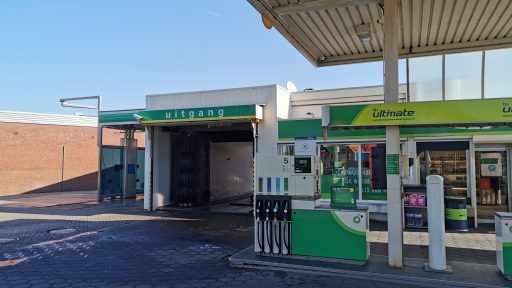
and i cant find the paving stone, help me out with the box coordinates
[0,191,496,288]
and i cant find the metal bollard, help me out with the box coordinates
[426,175,451,272]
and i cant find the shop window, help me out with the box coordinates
[320,144,359,199]
[484,48,512,99]
[361,144,387,201]
[445,52,482,100]
[417,141,469,200]
[319,143,387,201]
[409,55,443,102]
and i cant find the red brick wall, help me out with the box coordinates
[0,123,145,196]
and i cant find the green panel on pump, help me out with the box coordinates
[504,243,512,276]
[292,209,368,261]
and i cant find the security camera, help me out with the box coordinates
[132,114,144,122]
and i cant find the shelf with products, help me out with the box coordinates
[427,154,468,198]
[404,205,428,209]
[402,185,428,229]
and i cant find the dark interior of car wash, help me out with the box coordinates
[166,122,254,207]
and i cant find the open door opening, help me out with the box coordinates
[168,122,254,207]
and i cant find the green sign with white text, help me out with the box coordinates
[480,158,498,164]
[386,154,400,175]
[327,98,512,127]
[138,105,260,124]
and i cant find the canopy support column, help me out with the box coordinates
[384,0,403,268]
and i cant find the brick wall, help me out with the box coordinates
[0,123,145,196]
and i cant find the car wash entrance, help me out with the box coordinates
[141,104,264,210]
[168,122,254,207]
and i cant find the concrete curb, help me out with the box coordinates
[229,247,509,288]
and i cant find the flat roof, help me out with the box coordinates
[0,110,97,127]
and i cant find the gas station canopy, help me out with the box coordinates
[249,0,512,66]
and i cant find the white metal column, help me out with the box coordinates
[384,0,403,268]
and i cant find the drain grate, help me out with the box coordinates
[48,228,77,235]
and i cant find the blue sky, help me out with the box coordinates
[0,0,405,115]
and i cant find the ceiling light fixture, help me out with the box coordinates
[356,23,372,42]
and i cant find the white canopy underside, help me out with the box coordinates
[249,0,512,66]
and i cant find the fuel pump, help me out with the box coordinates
[254,198,265,253]
[255,155,369,263]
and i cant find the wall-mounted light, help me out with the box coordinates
[132,114,144,122]
[307,112,315,118]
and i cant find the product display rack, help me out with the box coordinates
[425,153,468,197]
[403,184,428,229]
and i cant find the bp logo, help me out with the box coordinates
[353,216,361,224]
[349,188,355,193]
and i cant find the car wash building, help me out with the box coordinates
[99,85,290,210]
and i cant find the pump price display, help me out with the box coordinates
[386,154,400,175]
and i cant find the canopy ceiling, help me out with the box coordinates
[249,0,512,66]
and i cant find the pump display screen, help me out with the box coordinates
[294,157,311,173]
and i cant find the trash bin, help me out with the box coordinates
[444,196,468,231]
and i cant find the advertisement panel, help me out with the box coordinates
[326,98,512,127]
[481,152,503,177]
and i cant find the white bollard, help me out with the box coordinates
[426,175,447,271]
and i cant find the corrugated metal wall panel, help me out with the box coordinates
[0,111,97,127]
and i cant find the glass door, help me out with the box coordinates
[475,150,509,220]
[100,147,124,197]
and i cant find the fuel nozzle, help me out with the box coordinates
[283,200,291,221]
[265,200,271,220]
[273,201,280,223]
[256,200,263,220]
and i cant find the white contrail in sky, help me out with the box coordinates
[191,6,222,17]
